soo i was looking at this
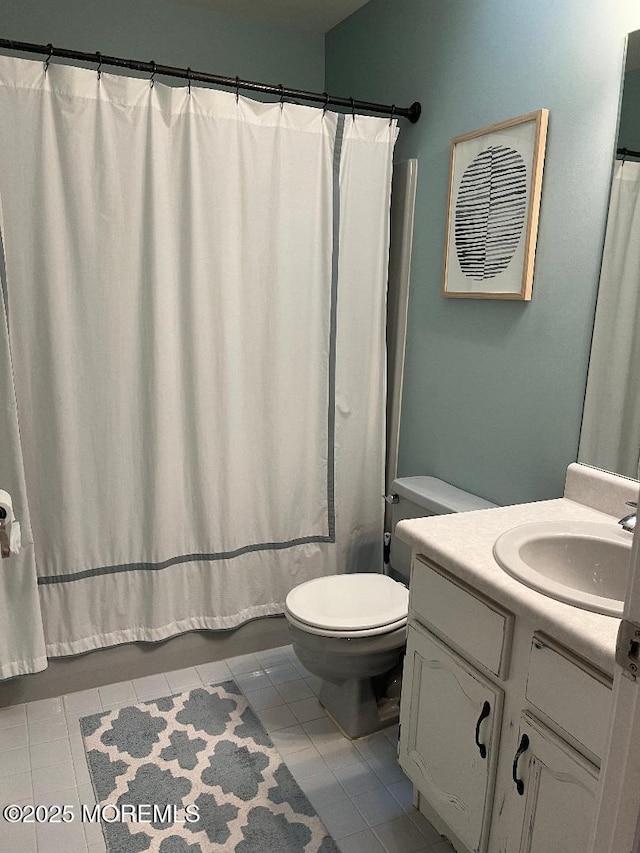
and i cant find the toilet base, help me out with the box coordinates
[286,622,406,739]
[317,660,403,739]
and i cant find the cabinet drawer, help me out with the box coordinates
[526,635,612,761]
[410,555,512,678]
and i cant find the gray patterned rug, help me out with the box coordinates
[80,679,339,853]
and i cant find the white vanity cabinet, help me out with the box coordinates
[500,713,598,853]
[399,623,503,853]
[493,635,608,853]
[399,555,612,853]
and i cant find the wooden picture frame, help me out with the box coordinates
[443,109,548,300]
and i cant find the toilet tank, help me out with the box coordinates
[389,476,496,584]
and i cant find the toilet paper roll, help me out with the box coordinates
[0,489,14,524]
[9,520,21,554]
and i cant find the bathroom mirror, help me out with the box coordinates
[578,29,640,480]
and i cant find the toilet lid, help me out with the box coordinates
[286,609,407,638]
[285,573,409,632]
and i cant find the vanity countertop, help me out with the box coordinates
[396,497,625,677]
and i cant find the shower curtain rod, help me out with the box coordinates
[0,38,422,123]
[618,147,640,159]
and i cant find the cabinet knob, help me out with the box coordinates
[474,700,491,759]
[512,733,530,795]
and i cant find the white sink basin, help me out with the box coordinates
[493,520,632,617]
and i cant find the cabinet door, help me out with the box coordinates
[399,623,503,853]
[504,713,599,853]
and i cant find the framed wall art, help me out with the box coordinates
[443,109,548,300]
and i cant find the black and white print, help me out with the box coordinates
[443,109,548,299]
[454,145,527,281]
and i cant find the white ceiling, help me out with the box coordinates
[176,3,640,69]
[175,0,371,34]
[176,5,640,64]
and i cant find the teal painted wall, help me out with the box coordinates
[619,68,640,152]
[0,0,324,90]
[327,0,640,505]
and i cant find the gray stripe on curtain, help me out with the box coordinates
[326,112,345,541]
[37,535,333,585]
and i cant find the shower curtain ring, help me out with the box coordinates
[350,97,355,121]
[322,92,329,116]
[279,83,284,110]
[187,67,192,96]
[235,76,240,104]
[96,52,102,82]
[44,43,53,74]
[150,61,157,88]
[389,105,396,125]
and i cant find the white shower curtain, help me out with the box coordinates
[0,244,48,679]
[0,55,397,667]
[580,159,640,479]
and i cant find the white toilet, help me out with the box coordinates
[285,476,495,738]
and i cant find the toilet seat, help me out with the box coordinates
[285,609,406,638]
[285,573,409,635]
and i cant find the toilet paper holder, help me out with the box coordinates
[0,505,9,558]
[0,490,21,558]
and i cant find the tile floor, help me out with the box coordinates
[0,644,455,853]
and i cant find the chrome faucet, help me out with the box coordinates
[619,501,637,533]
